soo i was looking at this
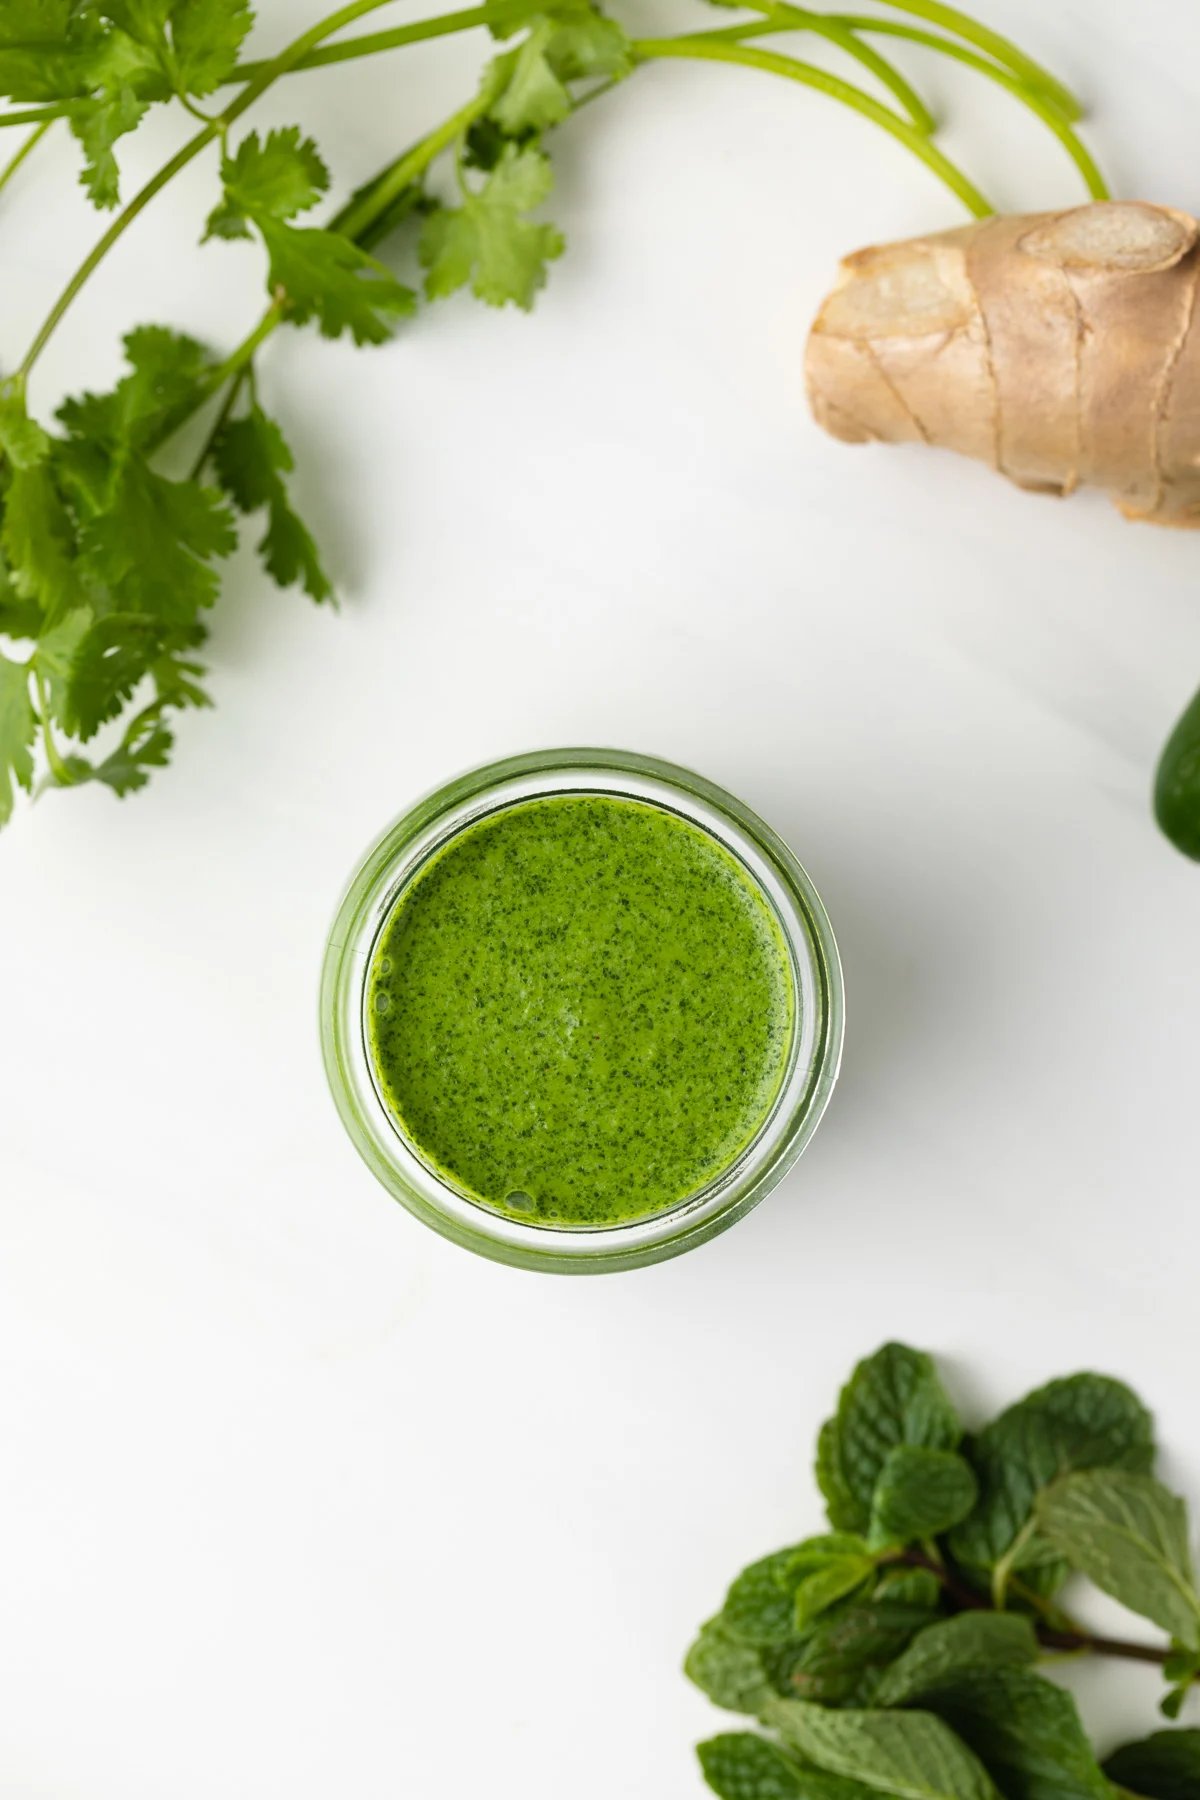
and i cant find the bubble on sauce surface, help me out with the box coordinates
[374,992,391,1014]
[504,1190,535,1212]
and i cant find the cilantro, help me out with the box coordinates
[488,5,632,136]
[210,403,332,602]
[688,1347,1200,1799]
[207,129,415,343]
[0,647,36,825]
[421,142,564,310]
[205,127,329,240]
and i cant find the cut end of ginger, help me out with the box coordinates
[806,202,1200,527]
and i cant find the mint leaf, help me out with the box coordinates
[686,1619,777,1716]
[868,1448,979,1550]
[698,1734,874,1800]
[210,403,332,602]
[1036,1470,1200,1651]
[949,1374,1154,1588]
[697,1734,811,1799]
[816,1345,961,1537]
[785,1537,877,1630]
[0,646,35,825]
[913,1667,1115,1800]
[420,142,564,310]
[206,126,329,239]
[874,1615,1038,1708]
[789,1592,941,1704]
[723,1549,809,1646]
[1104,1729,1200,1800]
[766,1700,1003,1800]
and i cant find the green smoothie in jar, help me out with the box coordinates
[365,794,794,1226]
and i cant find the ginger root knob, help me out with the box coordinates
[805,201,1200,527]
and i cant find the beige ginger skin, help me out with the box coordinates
[806,200,1200,527]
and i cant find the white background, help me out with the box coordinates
[2,1,1199,1793]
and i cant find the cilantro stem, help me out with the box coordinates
[754,6,935,134]
[16,0,406,385]
[831,17,1109,199]
[0,103,85,129]
[630,35,994,216]
[0,119,53,200]
[331,90,491,241]
[33,672,77,789]
[870,0,1082,122]
[230,0,542,82]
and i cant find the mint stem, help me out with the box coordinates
[892,1550,1171,1669]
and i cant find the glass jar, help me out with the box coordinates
[320,748,844,1273]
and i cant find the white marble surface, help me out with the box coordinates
[2,2,1199,1793]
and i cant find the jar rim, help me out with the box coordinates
[320,748,844,1273]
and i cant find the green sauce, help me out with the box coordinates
[365,795,794,1227]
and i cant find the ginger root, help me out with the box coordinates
[806,201,1200,527]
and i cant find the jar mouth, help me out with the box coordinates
[321,749,844,1273]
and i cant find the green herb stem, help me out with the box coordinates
[630,34,994,216]
[16,0,406,384]
[0,118,52,201]
[872,0,1082,121]
[333,91,492,238]
[229,0,541,82]
[832,17,1108,199]
[756,5,935,134]
[892,1550,1171,1669]
[0,102,88,129]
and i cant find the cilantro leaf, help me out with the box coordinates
[71,86,149,209]
[420,142,564,310]
[90,709,173,794]
[1,459,87,627]
[31,605,92,727]
[258,218,416,344]
[0,387,51,470]
[101,0,251,97]
[77,460,235,624]
[63,611,163,738]
[169,0,252,97]
[489,6,632,135]
[211,403,332,602]
[0,646,36,826]
[57,325,211,453]
[205,127,329,240]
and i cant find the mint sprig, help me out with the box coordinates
[688,1344,1200,1800]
